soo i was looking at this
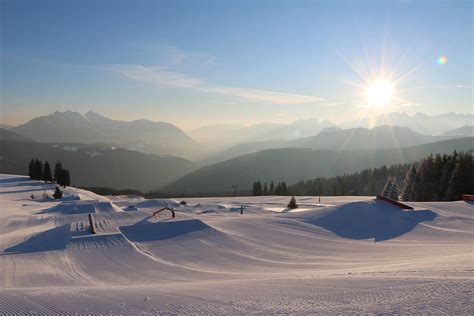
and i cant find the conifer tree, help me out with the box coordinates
[417,155,436,201]
[401,166,417,201]
[252,181,263,196]
[263,182,268,195]
[43,161,53,183]
[34,159,43,181]
[445,152,473,200]
[382,176,393,197]
[61,169,71,187]
[28,159,35,179]
[54,161,63,183]
[269,181,275,195]
[275,182,281,195]
[387,180,399,200]
[56,169,70,187]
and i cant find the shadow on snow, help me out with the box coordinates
[305,200,438,242]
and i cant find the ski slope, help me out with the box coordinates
[0,174,472,314]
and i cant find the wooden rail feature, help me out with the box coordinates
[462,194,474,202]
[88,213,97,234]
[376,195,414,210]
[152,207,176,219]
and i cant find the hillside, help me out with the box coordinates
[199,125,457,166]
[0,128,33,142]
[164,137,474,194]
[442,125,474,136]
[0,140,195,191]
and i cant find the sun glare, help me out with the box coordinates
[366,81,395,107]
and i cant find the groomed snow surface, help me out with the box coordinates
[0,175,472,315]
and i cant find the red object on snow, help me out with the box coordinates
[462,194,474,202]
[376,195,414,209]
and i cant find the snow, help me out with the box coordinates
[0,174,472,314]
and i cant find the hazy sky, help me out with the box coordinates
[1,0,472,130]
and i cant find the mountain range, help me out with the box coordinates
[190,112,473,149]
[199,125,460,165]
[2,110,472,193]
[10,111,200,158]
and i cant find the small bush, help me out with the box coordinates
[53,186,63,199]
[287,196,298,209]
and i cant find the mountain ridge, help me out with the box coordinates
[10,111,200,158]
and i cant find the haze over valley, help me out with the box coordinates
[1,110,472,192]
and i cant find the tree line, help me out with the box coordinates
[251,180,290,196]
[399,151,472,201]
[28,159,71,187]
[289,164,410,197]
[286,151,472,201]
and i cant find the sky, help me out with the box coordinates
[1,0,472,130]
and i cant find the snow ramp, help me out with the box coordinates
[38,201,123,215]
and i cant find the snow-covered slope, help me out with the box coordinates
[0,174,472,314]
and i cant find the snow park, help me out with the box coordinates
[1,0,474,314]
[0,172,473,314]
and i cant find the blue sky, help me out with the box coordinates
[1,0,472,129]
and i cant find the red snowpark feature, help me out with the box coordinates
[152,207,176,219]
[376,195,414,210]
[462,194,474,202]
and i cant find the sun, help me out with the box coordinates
[366,80,395,107]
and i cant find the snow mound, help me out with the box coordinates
[134,198,181,209]
[297,200,437,241]
[38,201,123,215]
[4,224,71,254]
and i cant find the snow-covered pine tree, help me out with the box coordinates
[382,176,393,197]
[387,180,399,200]
[401,165,417,201]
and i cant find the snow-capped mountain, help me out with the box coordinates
[10,111,199,158]
[340,112,474,135]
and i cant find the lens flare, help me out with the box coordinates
[437,55,447,65]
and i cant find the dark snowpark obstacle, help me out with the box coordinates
[376,195,413,210]
[462,194,474,202]
[88,213,97,234]
[152,207,176,219]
